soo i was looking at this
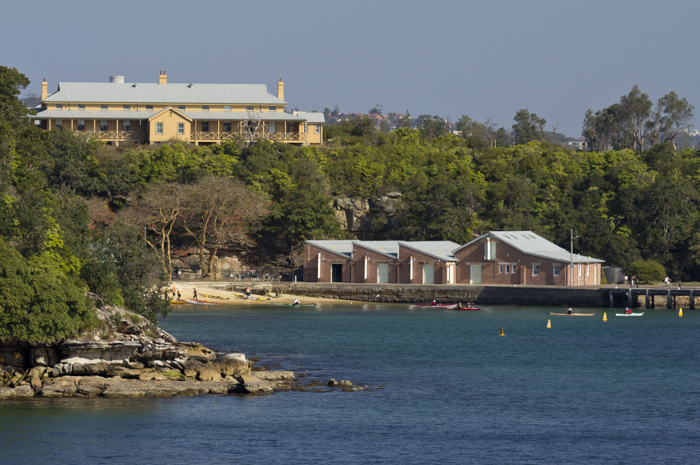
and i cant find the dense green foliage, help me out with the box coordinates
[627,259,666,284]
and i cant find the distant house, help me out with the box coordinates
[566,137,588,151]
[304,231,604,286]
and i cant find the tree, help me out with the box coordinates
[398,110,412,129]
[241,111,264,147]
[420,115,447,141]
[627,259,665,283]
[179,177,269,278]
[512,109,546,145]
[620,85,652,151]
[659,91,695,151]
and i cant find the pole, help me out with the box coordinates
[570,229,573,287]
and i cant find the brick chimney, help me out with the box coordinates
[159,70,167,85]
[277,78,284,101]
[41,78,48,101]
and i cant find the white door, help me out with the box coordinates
[470,265,482,284]
[377,264,389,283]
[423,264,435,284]
[448,264,455,284]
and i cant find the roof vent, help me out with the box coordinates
[132,83,138,88]
[109,74,124,84]
[188,83,193,88]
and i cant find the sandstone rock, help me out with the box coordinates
[252,371,295,382]
[180,342,216,363]
[105,365,146,379]
[196,366,222,382]
[59,340,141,365]
[212,354,250,376]
[338,380,353,387]
[71,362,108,376]
[30,347,50,367]
[327,378,338,387]
[27,366,47,380]
[139,372,167,381]
[183,369,197,378]
[117,320,142,335]
[0,347,28,368]
[0,385,34,399]
[76,385,103,397]
[238,373,273,394]
[30,377,43,391]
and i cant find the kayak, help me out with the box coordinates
[200,293,230,300]
[549,313,594,316]
[233,292,270,301]
[616,312,644,316]
[180,299,215,306]
[452,307,482,311]
[273,303,315,307]
[170,300,186,305]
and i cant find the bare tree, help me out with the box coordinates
[121,183,185,275]
[241,112,263,146]
[179,177,269,278]
[550,123,559,143]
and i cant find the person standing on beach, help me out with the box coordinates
[193,289,198,300]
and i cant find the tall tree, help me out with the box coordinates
[620,85,652,151]
[512,109,546,145]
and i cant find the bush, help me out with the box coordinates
[627,259,665,284]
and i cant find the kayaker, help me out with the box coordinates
[625,307,632,314]
[431,300,438,307]
[293,297,300,306]
[567,308,572,315]
[177,289,182,300]
[193,288,198,300]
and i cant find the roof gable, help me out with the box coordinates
[149,107,192,122]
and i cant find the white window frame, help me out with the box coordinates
[223,122,232,132]
[533,265,539,277]
[553,265,560,277]
[268,121,276,133]
[156,122,163,134]
[77,120,85,130]
[55,104,63,109]
[177,123,184,135]
[100,120,108,131]
[55,119,63,126]
[224,105,231,111]
[499,265,504,274]
[506,264,510,274]
[123,105,130,110]
[101,104,108,110]
[512,265,516,274]
[202,105,209,111]
[78,104,85,110]
[315,124,320,134]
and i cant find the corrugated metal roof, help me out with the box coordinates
[306,240,460,261]
[294,111,325,123]
[457,231,605,263]
[30,110,156,119]
[183,111,305,121]
[44,82,287,105]
[352,241,399,258]
[305,240,354,258]
[31,109,309,122]
[399,241,460,261]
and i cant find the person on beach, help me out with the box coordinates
[177,289,182,300]
[431,300,438,306]
[567,308,572,315]
[193,289,198,300]
[293,297,300,306]
[625,307,632,314]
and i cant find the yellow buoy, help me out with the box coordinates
[603,312,607,322]
[679,308,683,317]
[547,319,551,328]
[499,326,505,336]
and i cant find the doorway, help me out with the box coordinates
[423,264,435,284]
[377,264,389,283]
[470,265,481,284]
[331,264,343,283]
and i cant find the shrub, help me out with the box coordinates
[627,259,665,284]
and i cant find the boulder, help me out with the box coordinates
[180,342,216,363]
[252,371,295,382]
[76,385,103,397]
[212,354,250,376]
[139,372,167,381]
[238,373,273,394]
[0,385,34,399]
[196,366,222,382]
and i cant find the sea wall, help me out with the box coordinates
[283,283,611,307]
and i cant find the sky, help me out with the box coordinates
[3,0,699,137]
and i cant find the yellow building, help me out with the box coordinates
[31,72,324,146]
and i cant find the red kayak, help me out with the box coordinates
[410,304,457,308]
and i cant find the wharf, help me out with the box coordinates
[608,287,696,309]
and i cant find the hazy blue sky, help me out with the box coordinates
[4,0,698,137]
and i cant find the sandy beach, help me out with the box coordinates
[168,282,345,305]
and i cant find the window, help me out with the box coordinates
[55,104,63,109]
[77,120,85,130]
[512,265,516,274]
[533,265,539,276]
[246,106,254,111]
[506,264,510,274]
[268,121,276,133]
[201,121,209,131]
[156,122,163,134]
[499,265,504,274]
[78,104,85,110]
[553,265,560,277]
[178,123,184,135]
[146,105,153,110]
[202,106,209,111]
[123,105,130,110]
[484,241,497,260]
[101,104,108,110]
[224,105,231,111]
[100,120,108,131]
[315,124,320,134]
[269,106,276,112]
[122,120,130,131]
[223,122,231,132]
[178,106,186,111]
[55,119,63,126]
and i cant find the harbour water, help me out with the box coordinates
[2,304,699,464]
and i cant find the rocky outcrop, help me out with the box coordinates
[0,305,294,399]
[332,193,402,235]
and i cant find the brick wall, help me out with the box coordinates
[303,243,350,283]
[351,244,397,283]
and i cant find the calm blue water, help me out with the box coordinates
[2,304,700,464]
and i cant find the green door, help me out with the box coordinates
[470,265,481,284]
[423,264,435,284]
[378,264,389,283]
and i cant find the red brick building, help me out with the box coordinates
[303,231,604,286]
